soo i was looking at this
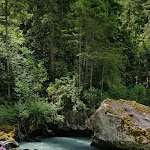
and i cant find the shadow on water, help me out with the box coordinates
[18,137,99,150]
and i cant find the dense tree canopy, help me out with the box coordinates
[0,0,150,133]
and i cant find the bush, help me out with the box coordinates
[101,92,110,102]
[109,84,128,100]
[83,88,101,109]
[0,99,63,130]
[47,76,87,112]
[0,105,17,125]
[14,100,63,127]
[146,88,150,106]
[129,83,148,105]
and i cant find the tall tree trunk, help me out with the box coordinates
[78,27,82,88]
[128,3,131,36]
[5,0,10,98]
[50,36,54,82]
[85,36,88,74]
[101,66,104,96]
[90,61,93,90]
[146,77,149,89]
[89,27,95,90]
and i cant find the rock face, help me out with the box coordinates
[63,110,88,130]
[86,99,150,150]
[53,110,91,136]
[0,126,19,150]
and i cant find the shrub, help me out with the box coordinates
[0,105,17,125]
[109,84,128,100]
[83,88,101,109]
[129,83,148,105]
[47,76,87,112]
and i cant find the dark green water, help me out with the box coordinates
[18,137,99,150]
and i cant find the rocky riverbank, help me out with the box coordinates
[16,110,91,141]
[87,99,150,150]
[53,110,92,137]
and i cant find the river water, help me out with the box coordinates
[18,137,99,150]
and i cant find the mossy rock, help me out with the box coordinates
[0,125,15,134]
[0,125,19,148]
[87,98,150,150]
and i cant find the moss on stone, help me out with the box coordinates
[0,125,15,134]
[102,99,150,145]
[105,105,119,115]
[129,101,150,114]
[126,128,150,145]
[0,125,19,147]
[115,99,150,114]
[104,99,150,114]
[138,136,149,144]
[122,117,135,128]
[127,129,143,136]
[128,113,133,117]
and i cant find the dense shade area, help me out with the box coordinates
[18,137,99,150]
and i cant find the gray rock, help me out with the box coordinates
[61,110,88,130]
[86,99,150,150]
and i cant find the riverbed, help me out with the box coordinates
[18,137,99,150]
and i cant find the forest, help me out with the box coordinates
[0,0,150,139]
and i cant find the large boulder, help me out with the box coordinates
[86,99,150,150]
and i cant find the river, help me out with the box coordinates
[18,137,99,150]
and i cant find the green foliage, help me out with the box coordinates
[14,100,63,125]
[0,99,63,127]
[0,40,7,99]
[14,59,47,101]
[0,0,31,25]
[47,76,87,112]
[109,84,128,100]
[0,105,17,125]
[101,92,110,102]
[146,89,150,105]
[70,0,124,89]
[118,0,150,87]
[138,42,150,87]
[0,0,150,132]
[83,88,101,109]
[129,83,148,105]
